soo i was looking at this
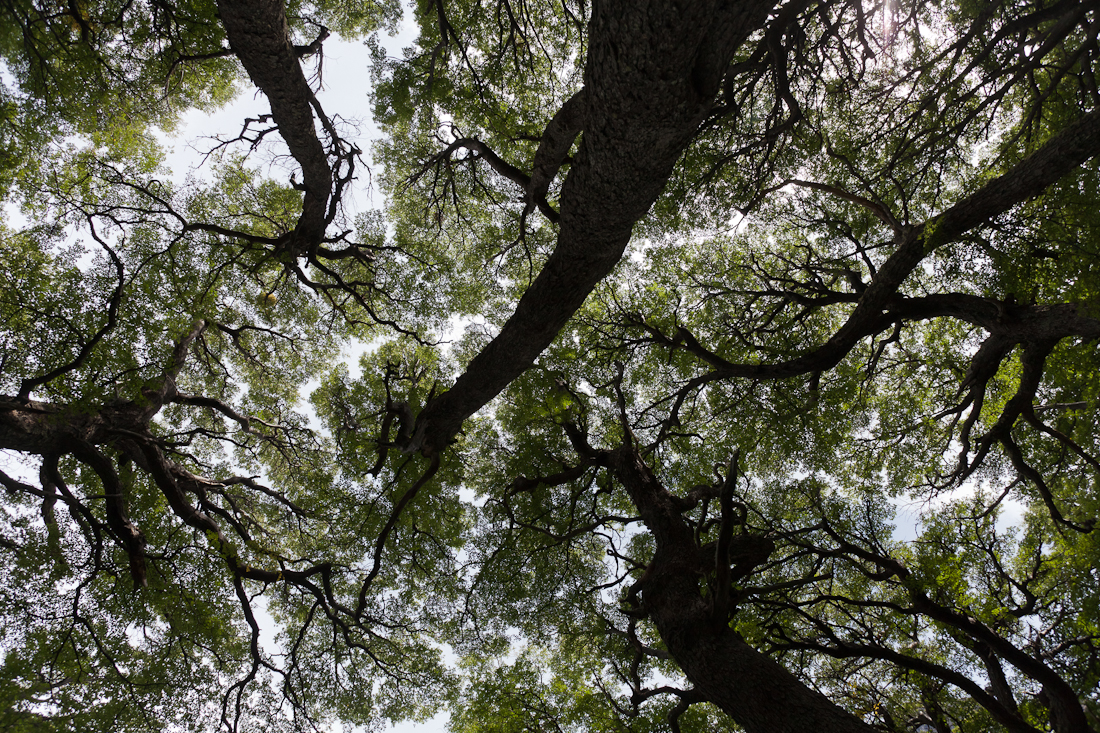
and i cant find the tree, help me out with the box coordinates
[1,0,1099,731]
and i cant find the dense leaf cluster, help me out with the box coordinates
[1,0,1099,731]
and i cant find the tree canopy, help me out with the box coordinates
[1,0,1100,731]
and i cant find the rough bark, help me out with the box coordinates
[526,88,587,212]
[216,0,331,251]
[609,445,877,733]
[213,0,1100,459]
[410,0,779,454]
[219,0,1100,458]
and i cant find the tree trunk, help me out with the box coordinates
[609,446,877,733]
[411,0,779,454]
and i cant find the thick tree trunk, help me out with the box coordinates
[652,576,877,733]
[609,446,877,733]
[411,0,779,454]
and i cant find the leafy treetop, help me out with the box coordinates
[1,0,1099,732]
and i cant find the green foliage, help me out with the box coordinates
[3,0,1100,731]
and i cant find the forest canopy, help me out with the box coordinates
[1,0,1099,732]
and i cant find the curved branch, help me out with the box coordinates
[784,178,900,232]
[526,88,587,218]
[699,109,1100,383]
[355,454,441,616]
[779,636,1042,733]
[65,436,148,589]
[171,392,287,436]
